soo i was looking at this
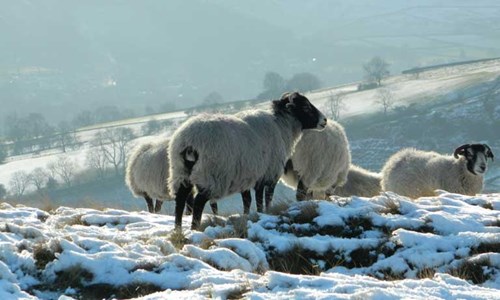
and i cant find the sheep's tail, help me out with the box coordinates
[181,146,198,171]
[168,145,198,198]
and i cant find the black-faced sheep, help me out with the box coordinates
[381,143,494,198]
[281,120,351,200]
[169,92,327,230]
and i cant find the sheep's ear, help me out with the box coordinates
[453,144,470,159]
[484,144,494,161]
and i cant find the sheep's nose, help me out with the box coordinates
[480,165,486,171]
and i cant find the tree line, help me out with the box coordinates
[2,127,137,200]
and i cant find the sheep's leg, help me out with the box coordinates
[191,190,210,230]
[154,200,163,213]
[144,195,155,213]
[255,183,265,213]
[241,190,252,214]
[185,191,194,215]
[174,182,192,228]
[210,202,218,215]
[296,180,308,201]
[265,183,276,212]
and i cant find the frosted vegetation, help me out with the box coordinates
[1,192,499,299]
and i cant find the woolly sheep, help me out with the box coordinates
[281,120,351,200]
[169,92,327,229]
[330,165,382,197]
[125,140,169,213]
[125,139,217,214]
[381,144,494,198]
[235,109,291,213]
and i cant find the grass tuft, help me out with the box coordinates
[448,260,490,284]
[380,196,401,215]
[55,265,94,289]
[226,283,251,300]
[33,241,62,270]
[266,200,292,216]
[199,215,227,232]
[168,229,188,250]
[417,268,436,279]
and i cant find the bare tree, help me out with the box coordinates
[326,93,346,121]
[29,167,48,192]
[47,156,77,187]
[375,88,394,116]
[363,56,390,86]
[93,128,135,175]
[286,72,322,93]
[86,146,108,179]
[56,121,79,153]
[9,170,31,197]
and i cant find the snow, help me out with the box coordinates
[0,192,499,299]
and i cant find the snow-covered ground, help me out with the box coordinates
[1,192,499,299]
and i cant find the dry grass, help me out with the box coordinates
[417,268,436,279]
[290,201,319,224]
[226,282,251,300]
[199,238,216,250]
[481,202,494,210]
[266,200,292,216]
[168,229,188,250]
[380,195,401,215]
[79,283,163,299]
[54,265,94,289]
[33,241,62,270]
[448,260,490,284]
[267,244,322,275]
[227,215,249,238]
[199,215,227,232]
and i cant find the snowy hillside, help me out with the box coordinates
[1,192,499,299]
[0,58,499,206]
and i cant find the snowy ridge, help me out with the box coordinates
[0,192,499,299]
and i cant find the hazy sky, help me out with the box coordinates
[1,0,500,128]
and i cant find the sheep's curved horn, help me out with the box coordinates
[484,144,494,161]
[453,144,470,159]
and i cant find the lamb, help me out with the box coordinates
[281,120,351,200]
[381,143,494,198]
[125,139,217,214]
[169,92,327,229]
[330,165,382,197]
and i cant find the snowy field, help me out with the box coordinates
[1,192,499,299]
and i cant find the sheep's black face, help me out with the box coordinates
[454,144,494,175]
[279,92,327,130]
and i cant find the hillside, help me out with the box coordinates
[0,58,499,208]
[0,192,499,299]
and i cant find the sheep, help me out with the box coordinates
[329,165,382,197]
[381,143,495,198]
[169,92,327,230]
[235,109,291,213]
[281,120,351,200]
[125,139,217,214]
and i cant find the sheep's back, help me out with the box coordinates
[126,141,170,200]
[381,149,442,198]
[333,165,381,197]
[291,121,350,191]
[169,114,268,199]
